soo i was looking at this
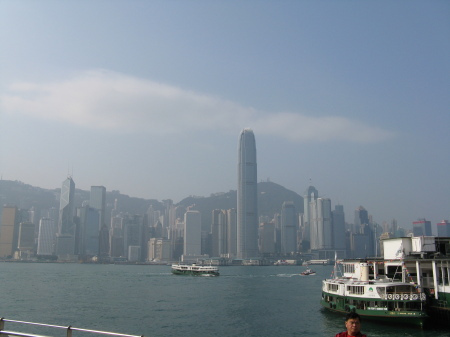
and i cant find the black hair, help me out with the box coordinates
[345,312,361,322]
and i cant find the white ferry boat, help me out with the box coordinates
[171,263,220,276]
[321,260,428,326]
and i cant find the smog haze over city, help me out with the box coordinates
[1,1,449,230]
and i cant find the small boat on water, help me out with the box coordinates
[171,263,220,276]
[301,268,316,275]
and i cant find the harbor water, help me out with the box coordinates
[0,263,447,337]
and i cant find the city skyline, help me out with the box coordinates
[0,176,447,262]
[1,1,449,229]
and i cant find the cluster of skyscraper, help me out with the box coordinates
[1,128,449,262]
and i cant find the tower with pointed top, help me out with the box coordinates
[55,176,76,256]
[237,128,258,258]
[58,176,75,236]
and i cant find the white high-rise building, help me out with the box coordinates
[211,209,229,257]
[309,198,332,250]
[183,210,201,256]
[303,186,318,227]
[37,218,55,255]
[237,128,258,259]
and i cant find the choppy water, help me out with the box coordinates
[0,263,447,337]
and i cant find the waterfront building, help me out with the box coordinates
[350,232,372,258]
[184,210,201,257]
[413,218,432,236]
[259,222,275,255]
[281,201,297,254]
[237,128,258,258]
[211,209,227,257]
[90,186,106,229]
[37,218,55,255]
[354,206,369,233]
[55,234,76,258]
[0,205,20,258]
[303,186,318,225]
[303,186,318,248]
[110,226,124,258]
[226,208,237,257]
[110,203,124,257]
[17,222,35,257]
[128,245,141,262]
[27,206,40,238]
[124,222,143,260]
[58,176,75,235]
[148,238,172,261]
[90,186,109,258]
[56,176,76,256]
[437,220,450,237]
[309,198,332,250]
[78,206,100,257]
[273,213,281,253]
[332,205,346,251]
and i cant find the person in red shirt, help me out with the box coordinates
[335,312,367,337]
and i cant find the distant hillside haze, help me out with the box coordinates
[0,180,303,229]
[178,181,304,230]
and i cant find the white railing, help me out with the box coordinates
[0,319,143,337]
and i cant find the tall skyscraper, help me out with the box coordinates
[56,176,76,256]
[332,205,346,250]
[58,176,76,235]
[78,205,100,256]
[17,222,35,257]
[354,206,369,233]
[309,198,332,250]
[259,222,275,254]
[184,210,202,256]
[124,222,142,260]
[0,206,20,258]
[303,186,318,248]
[226,208,237,257]
[237,128,258,259]
[303,186,318,225]
[413,219,432,236]
[90,186,106,229]
[211,209,227,257]
[37,218,55,255]
[281,201,297,254]
[90,186,109,258]
[437,220,450,237]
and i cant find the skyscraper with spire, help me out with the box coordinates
[237,128,258,258]
[55,176,76,256]
[58,176,75,236]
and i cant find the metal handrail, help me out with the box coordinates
[0,318,143,337]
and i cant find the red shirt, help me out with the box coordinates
[335,332,367,337]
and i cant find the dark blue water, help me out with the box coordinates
[0,263,447,337]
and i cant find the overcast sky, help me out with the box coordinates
[1,1,449,231]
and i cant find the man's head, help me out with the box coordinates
[344,312,361,336]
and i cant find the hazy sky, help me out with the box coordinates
[1,1,449,230]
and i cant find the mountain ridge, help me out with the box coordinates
[0,180,304,229]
